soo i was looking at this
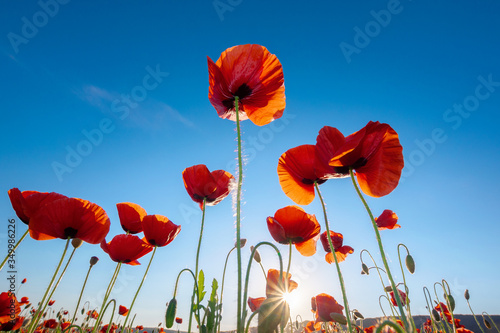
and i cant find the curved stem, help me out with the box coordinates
[188,198,206,333]
[397,244,415,327]
[218,246,236,333]
[242,242,283,326]
[441,280,458,333]
[482,312,500,333]
[123,247,157,329]
[234,96,244,333]
[92,262,122,333]
[314,182,353,333]
[71,264,94,325]
[466,299,486,333]
[349,169,411,332]
[27,238,71,333]
[0,228,29,272]
[422,287,440,333]
[245,311,258,333]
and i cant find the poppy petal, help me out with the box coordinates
[315,126,349,178]
[295,235,319,257]
[375,210,401,230]
[142,214,181,247]
[207,170,234,206]
[117,202,147,234]
[278,145,318,205]
[247,297,266,312]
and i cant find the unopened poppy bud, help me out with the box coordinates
[90,256,99,266]
[22,278,27,284]
[250,246,261,263]
[165,298,177,328]
[72,238,83,248]
[484,318,492,329]
[464,289,470,300]
[405,254,415,274]
[330,312,347,325]
[445,294,455,312]
[432,308,440,322]
[237,238,247,248]
[384,286,393,292]
[352,309,364,320]
[361,263,369,275]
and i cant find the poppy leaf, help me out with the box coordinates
[198,270,206,303]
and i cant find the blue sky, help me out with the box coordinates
[1,0,500,330]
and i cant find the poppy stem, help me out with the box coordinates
[396,244,416,327]
[188,198,206,333]
[26,238,71,333]
[286,241,292,293]
[123,246,157,331]
[349,169,412,333]
[218,245,236,333]
[234,96,244,333]
[92,262,122,333]
[0,228,28,272]
[314,183,354,333]
[71,262,95,325]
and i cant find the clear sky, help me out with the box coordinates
[1,0,500,331]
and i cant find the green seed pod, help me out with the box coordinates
[165,298,177,328]
[72,238,83,248]
[405,254,415,274]
[361,263,369,275]
[464,289,470,300]
[484,318,492,329]
[90,256,99,266]
[353,309,364,320]
[330,312,347,325]
[237,238,247,248]
[384,286,393,292]
[432,308,441,322]
[445,294,456,312]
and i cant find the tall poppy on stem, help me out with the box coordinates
[100,234,153,266]
[208,44,285,333]
[311,293,346,324]
[376,210,401,230]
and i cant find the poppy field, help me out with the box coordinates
[2,43,499,333]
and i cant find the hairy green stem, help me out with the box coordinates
[0,228,29,272]
[71,263,94,325]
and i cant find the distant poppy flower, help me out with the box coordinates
[247,297,266,313]
[118,305,129,316]
[100,234,153,265]
[375,210,401,230]
[61,321,71,330]
[87,310,98,319]
[265,269,298,298]
[136,325,144,330]
[320,231,354,264]
[456,328,474,333]
[21,278,27,284]
[182,165,234,209]
[207,44,286,126]
[327,121,404,197]
[434,302,452,323]
[390,289,408,307]
[116,202,147,234]
[28,197,110,244]
[0,292,20,324]
[142,215,181,247]
[19,297,29,306]
[8,188,67,225]
[43,319,58,328]
[266,205,320,256]
[304,320,322,333]
[100,323,118,333]
[312,293,345,323]
[48,300,55,306]
[175,317,183,324]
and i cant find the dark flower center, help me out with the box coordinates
[222,84,253,110]
[148,239,157,246]
[63,227,78,239]
[302,178,327,185]
[351,157,368,169]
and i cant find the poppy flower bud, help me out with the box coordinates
[250,246,261,263]
[237,238,247,248]
[72,238,83,248]
[22,278,27,284]
[432,308,440,322]
[353,309,364,320]
[464,289,470,300]
[90,256,99,266]
[330,312,347,325]
[484,318,492,329]
[165,298,177,328]
[384,286,393,292]
[361,263,369,275]
[445,294,455,312]
[405,254,415,274]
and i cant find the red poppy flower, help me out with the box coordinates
[21,278,27,284]
[87,310,99,319]
[247,297,266,312]
[390,289,408,307]
[265,269,298,298]
[100,324,118,333]
[0,316,24,331]
[48,300,55,306]
[100,234,153,265]
[456,328,474,333]
[304,321,322,333]
[28,197,110,244]
[142,215,181,247]
[116,202,147,234]
[208,44,285,126]
[0,292,20,324]
[61,321,71,330]
[266,205,320,256]
[312,293,345,323]
[182,165,234,209]
[136,325,144,330]
[43,319,58,328]
[8,188,67,225]
[434,302,452,323]
[327,121,404,197]
[118,305,129,316]
[320,231,354,264]
[175,317,183,324]
[19,297,29,306]
[375,210,401,230]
